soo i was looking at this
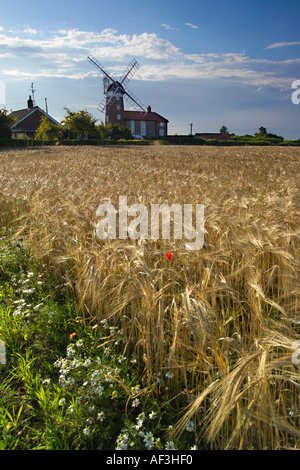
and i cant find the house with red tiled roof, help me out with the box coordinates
[125,106,168,138]
[9,96,61,139]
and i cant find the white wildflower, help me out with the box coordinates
[83,427,91,436]
[97,411,105,422]
[186,420,195,432]
[143,432,154,449]
[165,371,174,379]
[132,398,140,408]
[165,441,176,450]
[137,412,145,423]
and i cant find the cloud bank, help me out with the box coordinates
[0,27,297,90]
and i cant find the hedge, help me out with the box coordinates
[1,137,300,148]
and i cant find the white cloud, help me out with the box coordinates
[2,69,93,80]
[0,27,296,90]
[24,26,38,35]
[184,23,199,29]
[0,27,180,59]
[137,60,293,90]
[266,41,300,49]
[92,32,180,61]
[160,24,178,31]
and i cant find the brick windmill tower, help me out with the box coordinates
[87,55,147,126]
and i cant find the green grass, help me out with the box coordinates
[0,227,200,450]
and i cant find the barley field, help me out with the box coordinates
[0,145,299,449]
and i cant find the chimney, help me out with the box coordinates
[27,95,33,109]
[147,105,151,113]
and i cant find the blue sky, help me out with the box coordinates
[0,0,299,138]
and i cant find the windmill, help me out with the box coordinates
[87,54,147,125]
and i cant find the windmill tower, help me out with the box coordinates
[87,55,147,126]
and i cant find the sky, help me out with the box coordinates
[0,0,299,138]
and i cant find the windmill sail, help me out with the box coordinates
[120,59,139,87]
[123,87,147,115]
[87,54,148,118]
[87,54,115,84]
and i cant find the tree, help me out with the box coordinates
[35,115,63,141]
[96,121,107,140]
[265,132,284,141]
[96,122,133,140]
[105,123,133,140]
[0,109,13,139]
[220,125,229,135]
[255,126,267,138]
[61,108,99,140]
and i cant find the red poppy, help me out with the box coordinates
[70,332,76,339]
[166,252,174,260]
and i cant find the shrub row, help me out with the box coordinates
[0,138,153,147]
[1,137,300,148]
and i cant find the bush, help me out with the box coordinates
[104,123,133,140]
[0,110,13,139]
[35,116,64,141]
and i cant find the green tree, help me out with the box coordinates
[220,125,229,135]
[265,132,284,141]
[255,126,267,138]
[0,109,13,139]
[35,115,63,141]
[104,123,133,140]
[96,122,108,139]
[61,108,99,140]
[95,122,133,140]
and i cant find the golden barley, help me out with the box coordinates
[0,144,299,449]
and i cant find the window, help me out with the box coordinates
[159,122,164,127]
[159,128,165,137]
[106,115,109,123]
[141,121,147,136]
[117,114,121,120]
[116,105,120,110]
[130,120,135,134]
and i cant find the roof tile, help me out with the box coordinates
[125,111,168,122]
